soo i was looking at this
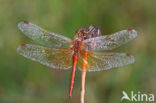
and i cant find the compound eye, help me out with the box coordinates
[76,29,81,34]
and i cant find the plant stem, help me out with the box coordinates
[81,50,88,103]
[81,70,86,103]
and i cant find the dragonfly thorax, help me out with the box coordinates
[72,37,83,54]
[73,26,102,52]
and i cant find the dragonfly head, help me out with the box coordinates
[75,28,88,40]
[75,26,102,40]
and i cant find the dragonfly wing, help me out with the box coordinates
[83,29,137,50]
[17,44,73,70]
[18,21,72,48]
[78,51,135,72]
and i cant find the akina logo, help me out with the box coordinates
[121,91,154,102]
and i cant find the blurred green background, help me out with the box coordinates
[0,0,156,103]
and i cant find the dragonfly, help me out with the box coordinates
[17,21,137,103]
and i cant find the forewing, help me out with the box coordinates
[17,44,72,70]
[18,21,72,48]
[83,29,137,51]
[78,51,135,72]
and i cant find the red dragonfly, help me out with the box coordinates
[17,21,137,103]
